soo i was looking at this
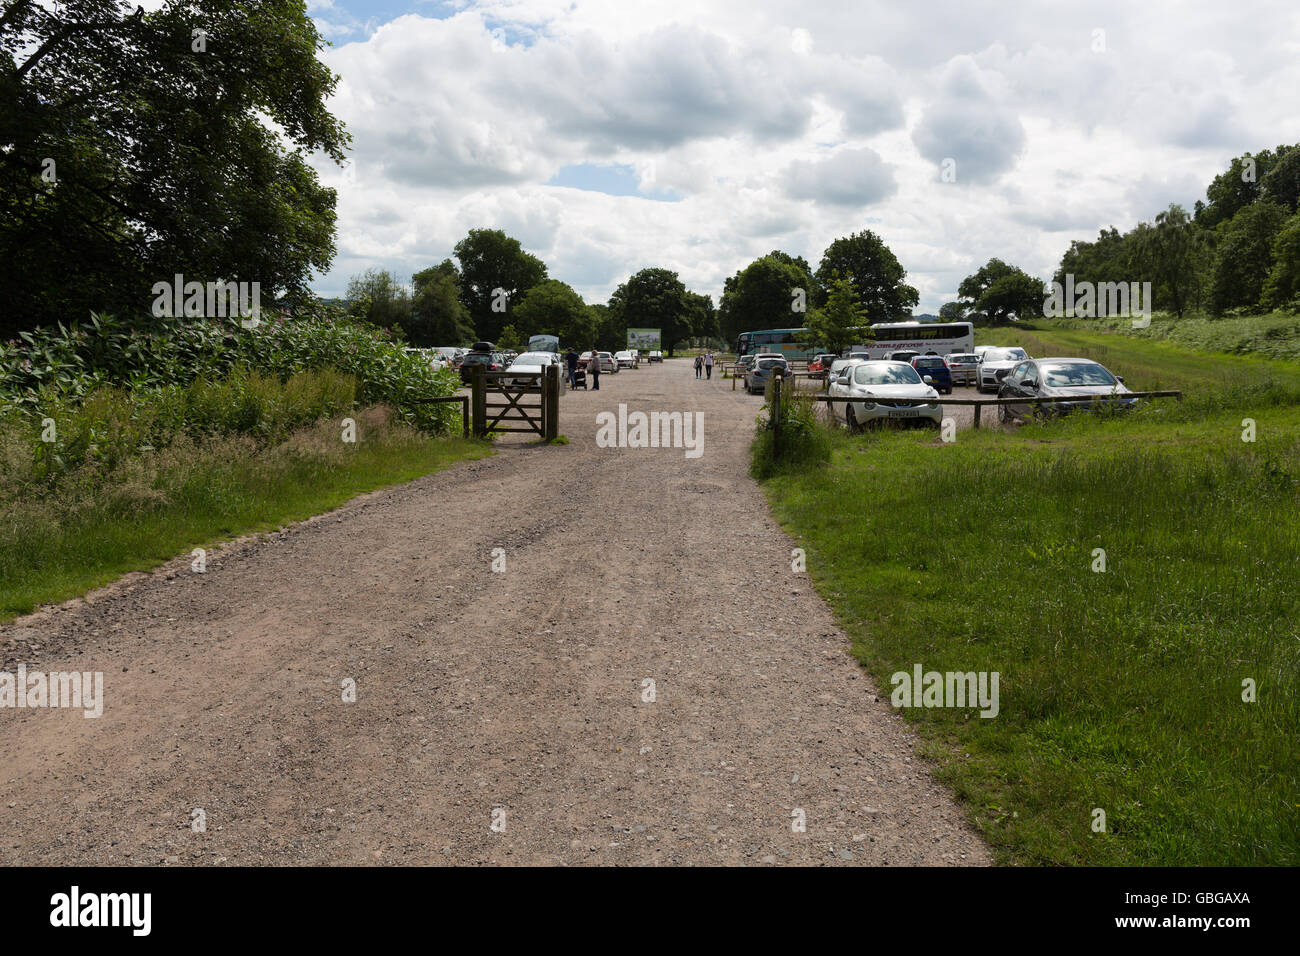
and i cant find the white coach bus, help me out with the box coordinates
[846,321,975,359]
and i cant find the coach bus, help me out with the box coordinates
[736,321,974,361]
[847,321,974,359]
[735,328,816,360]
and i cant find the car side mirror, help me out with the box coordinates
[922,374,933,383]
[1117,376,1124,383]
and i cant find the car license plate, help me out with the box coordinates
[888,409,919,418]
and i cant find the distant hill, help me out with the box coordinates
[912,313,940,322]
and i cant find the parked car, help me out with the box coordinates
[614,350,637,369]
[828,361,941,430]
[808,353,838,374]
[997,358,1137,421]
[505,350,561,386]
[745,355,789,394]
[827,356,865,383]
[976,347,1030,392]
[910,355,953,394]
[648,350,664,363]
[887,349,922,364]
[944,352,980,386]
[580,351,618,373]
[458,349,507,383]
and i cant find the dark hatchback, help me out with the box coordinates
[910,355,953,394]
[458,350,507,384]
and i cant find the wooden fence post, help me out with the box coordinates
[771,370,782,460]
[471,365,487,438]
[544,364,560,441]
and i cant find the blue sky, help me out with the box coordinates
[302,0,1300,312]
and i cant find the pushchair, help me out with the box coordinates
[569,363,587,390]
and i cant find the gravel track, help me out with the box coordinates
[0,361,991,866]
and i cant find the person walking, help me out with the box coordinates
[565,346,579,389]
[588,347,601,390]
[704,350,714,380]
[694,353,703,379]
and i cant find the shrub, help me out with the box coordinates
[750,375,831,479]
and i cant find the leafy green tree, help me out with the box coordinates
[410,259,474,345]
[938,301,967,321]
[718,255,813,345]
[1129,205,1210,318]
[609,268,689,355]
[684,291,718,345]
[807,273,868,355]
[346,268,410,332]
[587,302,620,353]
[1261,145,1300,214]
[1261,212,1300,311]
[0,0,348,336]
[452,228,547,342]
[496,323,525,351]
[958,259,1044,323]
[1197,148,1285,229]
[815,230,918,321]
[1209,201,1288,313]
[512,279,592,346]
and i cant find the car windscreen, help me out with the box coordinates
[514,353,550,364]
[756,359,787,370]
[1040,363,1117,387]
[984,348,1026,362]
[948,354,976,363]
[461,353,490,364]
[854,365,923,385]
[914,358,945,368]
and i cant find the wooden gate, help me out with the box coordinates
[469,364,560,440]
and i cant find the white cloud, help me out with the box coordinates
[305,0,1299,313]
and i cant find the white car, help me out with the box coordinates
[648,350,663,363]
[580,351,618,373]
[976,347,1030,393]
[828,360,942,430]
[614,350,637,369]
[505,350,561,386]
[828,356,866,382]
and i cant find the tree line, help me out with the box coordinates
[944,143,1300,325]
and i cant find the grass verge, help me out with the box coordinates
[0,407,491,622]
[760,404,1299,865]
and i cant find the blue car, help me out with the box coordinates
[910,355,953,394]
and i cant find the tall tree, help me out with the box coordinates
[938,301,967,321]
[718,254,813,345]
[411,259,475,345]
[807,273,868,355]
[512,279,593,347]
[0,0,348,336]
[815,230,918,321]
[1196,148,1285,229]
[1261,212,1300,310]
[958,259,1044,323]
[452,228,547,342]
[1130,204,1210,318]
[346,268,410,332]
[1210,201,1289,313]
[609,268,689,355]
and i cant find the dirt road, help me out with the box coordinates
[0,361,990,866]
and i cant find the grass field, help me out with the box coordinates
[760,334,1300,865]
[0,411,490,622]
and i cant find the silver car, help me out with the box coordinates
[828,360,942,429]
[976,347,1029,393]
[945,352,980,386]
[997,358,1138,421]
[745,355,790,394]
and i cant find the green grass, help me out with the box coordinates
[0,412,491,622]
[760,398,1299,865]
[982,322,1300,405]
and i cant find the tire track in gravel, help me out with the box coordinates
[0,362,991,866]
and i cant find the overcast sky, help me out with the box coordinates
[303,0,1300,313]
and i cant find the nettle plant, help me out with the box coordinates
[0,307,460,433]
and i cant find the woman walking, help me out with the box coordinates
[694,353,703,379]
[704,351,714,380]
